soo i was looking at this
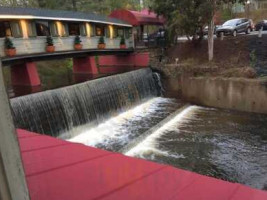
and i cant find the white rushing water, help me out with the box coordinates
[125,105,199,159]
[68,97,178,147]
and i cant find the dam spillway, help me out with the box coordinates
[11,68,160,138]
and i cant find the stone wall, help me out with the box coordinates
[181,77,267,114]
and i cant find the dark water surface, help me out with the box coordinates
[126,105,267,190]
[71,100,267,190]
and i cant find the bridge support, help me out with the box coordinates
[98,52,150,74]
[73,56,98,75]
[133,52,150,68]
[11,62,41,86]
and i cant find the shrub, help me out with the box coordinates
[4,37,15,49]
[250,49,257,69]
[46,36,54,46]
[98,36,105,44]
[74,35,81,45]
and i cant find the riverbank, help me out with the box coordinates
[150,34,267,114]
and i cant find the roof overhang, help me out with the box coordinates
[0,15,132,27]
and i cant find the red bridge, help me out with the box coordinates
[18,129,267,200]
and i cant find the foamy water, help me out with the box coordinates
[125,106,199,158]
[68,97,182,149]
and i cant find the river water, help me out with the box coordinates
[70,97,267,190]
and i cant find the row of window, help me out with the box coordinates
[0,20,132,38]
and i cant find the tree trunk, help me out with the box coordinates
[208,17,215,61]
[72,0,77,11]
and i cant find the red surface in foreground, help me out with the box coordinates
[17,129,267,200]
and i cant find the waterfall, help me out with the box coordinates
[11,69,160,138]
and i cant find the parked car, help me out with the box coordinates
[216,18,253,37]
[255,20,267,31]
[203,25,221,35]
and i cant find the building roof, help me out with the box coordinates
[109,9,165,26]
[0,6,132,27]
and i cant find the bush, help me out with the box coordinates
[221,8,233,22]
[120,36,126,45]
[74,35,81,45]
[98,36,105,44]
[46,36,54,46]
[4,37,15,49]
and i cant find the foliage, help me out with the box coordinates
[98,36,105,44]
[46,36,54,46]
[74,35,81,45]
[151,0,246,61]
[0,0,152,14]
[36,59,73,90]
[120,36,126,45]
[220,7,233,22]
[152,0,246,41]
[4,37,15,49]
[250,49,257,68]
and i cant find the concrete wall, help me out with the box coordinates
[181,77,267,114]
[0,37,134,57]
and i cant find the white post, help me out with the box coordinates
[220,32,224,41]
[0,61,30,200]
[259,26,263,38]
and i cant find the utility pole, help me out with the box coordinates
[0,60,30,200]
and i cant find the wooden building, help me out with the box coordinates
[0,7,133,57]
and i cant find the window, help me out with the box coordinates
[62,23,69,37]
[79,23,87,36]
[0,21,12,37]
[113,27,118,38]
[68,23,80,36]
[27,21,36,37]
[95,24,105,36]
[10,21,22,38]
[50,22,59,37]
[117,28,124,38]
[241,19,248,23]
[90,24,95,37]
[125,28,132,39]
[36,20,50,36]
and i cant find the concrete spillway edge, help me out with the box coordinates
[120,104,191,154]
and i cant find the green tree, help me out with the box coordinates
[151,0,246,61]
[206,0,246,61]
[1,0,151,13]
